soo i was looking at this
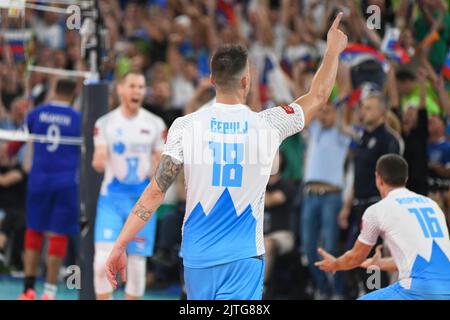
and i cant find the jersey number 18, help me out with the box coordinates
[209,141,243,187]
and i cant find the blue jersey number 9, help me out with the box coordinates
[209,141,243,187]
[46,124,61,152]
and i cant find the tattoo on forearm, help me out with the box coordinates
[155,154,183,192]
[132,201,153,222]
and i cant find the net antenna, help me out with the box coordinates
[1,0,107,83]
[78,0,106,82]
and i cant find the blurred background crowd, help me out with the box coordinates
[1,0,450,299]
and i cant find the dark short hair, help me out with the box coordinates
[211,44,248,90]
[55,78,77,97]
[376,154,408,187]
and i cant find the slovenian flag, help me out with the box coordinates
[340,43,389,72]
[442,49,450,80]
[381,27,410,64]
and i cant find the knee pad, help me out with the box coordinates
[94,243,114,295]
[125,255,146,298]
[24,229,44,252]
[47,234,68,258]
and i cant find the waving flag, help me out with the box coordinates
[381,28,410,65]
[216,0,236,26]
[0,30,31,61]
[260,53,293,104]
[340,43,389,72]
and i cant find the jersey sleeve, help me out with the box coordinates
[358,205,381,246]
[257,102,305,142]
[162,115,190,163]
[93,116,108,146]
[152,117,167,153]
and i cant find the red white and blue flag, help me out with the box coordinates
[340,43,389,72]
[381,28,410,65]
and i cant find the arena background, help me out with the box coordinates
[0,0,450,300]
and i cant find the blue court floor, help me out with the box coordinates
[0,275,181,300]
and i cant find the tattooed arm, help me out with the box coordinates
[117,154,182,244]
[105,154,183,288]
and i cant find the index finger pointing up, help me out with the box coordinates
[331,12,343,29]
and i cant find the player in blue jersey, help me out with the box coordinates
[316,154,450,299]
[19,78,81,300]
[105,13,348,300]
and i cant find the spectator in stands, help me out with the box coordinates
[302,101,351,299]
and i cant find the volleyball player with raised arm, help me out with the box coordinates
[106,13,348,300]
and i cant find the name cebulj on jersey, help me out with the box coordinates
[210,117,248,134]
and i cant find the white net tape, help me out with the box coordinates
[0,128,83,146]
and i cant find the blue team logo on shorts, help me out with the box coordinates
[113,141,126,154]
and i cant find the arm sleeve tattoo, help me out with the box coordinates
[154,154,183,193]
[131,155,182,222]
[132,201,153,222]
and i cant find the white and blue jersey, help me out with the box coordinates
[358,188,450,299]
[94,107,166,256]
[26,102,81,235]
[163,102,304,269]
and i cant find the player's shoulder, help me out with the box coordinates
[139,108,165,126]
[29,103,51,114]
[169,112,195,131]
[95,107,119,125]
[364,193,397,217]
[257,102,303,117]
[27,103,55,119]
[364,201,382,217]
[64,106,81,120]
